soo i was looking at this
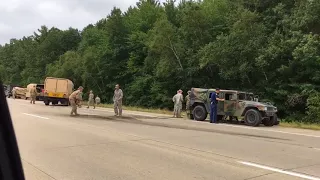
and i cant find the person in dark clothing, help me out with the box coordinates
[210,88,224,123]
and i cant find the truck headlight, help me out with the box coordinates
[257,106,267,111]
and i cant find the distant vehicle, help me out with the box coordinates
[26,83,45,101]
[188,88,278,127]
[43,77,74,106]
[12,87,27,99]
[3,84,8,97]
[5,84,19,98]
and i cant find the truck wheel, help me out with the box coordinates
[244,109,262,127]
[263,115,277,127]
[192,105,207,121]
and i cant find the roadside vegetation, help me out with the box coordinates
[279,122,320,131]
[1,0,320,126]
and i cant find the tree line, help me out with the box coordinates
[1,0,320,123]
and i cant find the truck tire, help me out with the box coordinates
[263,115,277,127]
[192,105,207,121]
[244,109,262,127]
[44,100,49,106]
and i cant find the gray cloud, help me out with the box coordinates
[0,0,140,45]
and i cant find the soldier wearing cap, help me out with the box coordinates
[210,88,224,123]
[172,89,183,118]
[69,86,84,116]
[113,84,123,116]
[87,90,95,109]
[30,85,37,104]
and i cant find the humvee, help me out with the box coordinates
[188,88,278,127]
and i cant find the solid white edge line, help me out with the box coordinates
[238,161,320,180]
[217,124,320,138]
[22,113,49,119]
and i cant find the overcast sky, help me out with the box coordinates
[0,0,153,45]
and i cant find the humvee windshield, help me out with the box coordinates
[238,92,254,101]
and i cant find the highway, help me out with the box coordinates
[7,98,320,180]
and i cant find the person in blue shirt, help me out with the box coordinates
[210,88,224,123]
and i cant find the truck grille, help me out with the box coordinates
[267,107,274,111]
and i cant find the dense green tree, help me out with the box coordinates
[1,0,320,122]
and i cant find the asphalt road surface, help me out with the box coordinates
[7,98,320,180]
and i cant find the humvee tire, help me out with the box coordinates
[244,109,262,127]
[263,114,277,127]
[193,105,207,121]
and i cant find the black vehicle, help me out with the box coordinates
[5,84,19,98]
[4,84,9,96]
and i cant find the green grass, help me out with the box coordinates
[280,122,320,131]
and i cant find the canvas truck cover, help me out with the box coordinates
[44,77,74,98]
[14,87,27,96]
[191,88,216,103]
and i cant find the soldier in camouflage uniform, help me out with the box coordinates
[172,90,183,118]
[95,95,101,105]
[30,85,37,104]
[185,90,191,118]
[69,86,83,116]
[77,89,83,108]
[87,90,95,109]
[113,84,123,116]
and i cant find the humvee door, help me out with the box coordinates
[223,92,237,116]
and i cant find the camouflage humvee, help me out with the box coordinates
[188,88,278,127]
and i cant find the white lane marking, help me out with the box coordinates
[83,113,99,116]
[238,161,320,180]
[22,113,49,119]
[217,124,320,138]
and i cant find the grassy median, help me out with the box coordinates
[279,122,320,131]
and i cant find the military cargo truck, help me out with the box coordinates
[188,88,278,127]
[43,77,74,106]
[12,87,27,99]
